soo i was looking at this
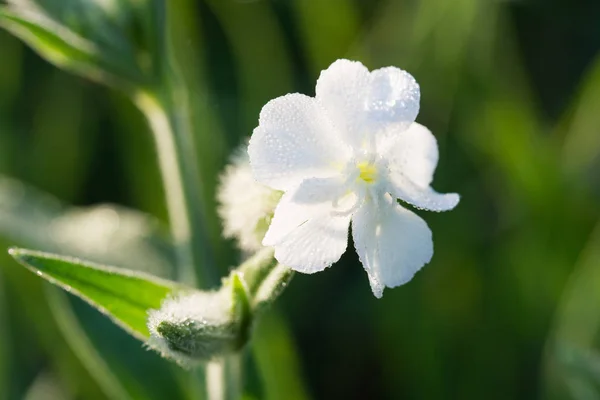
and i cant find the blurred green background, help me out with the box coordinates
[1,0,600,399]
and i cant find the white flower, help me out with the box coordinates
[248,59,459,298]
[217,145,282,253]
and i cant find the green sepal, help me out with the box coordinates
[252,263,294,313]
[236,247,294,312]
[154,319,239,362]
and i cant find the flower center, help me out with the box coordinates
[357,161,377,183]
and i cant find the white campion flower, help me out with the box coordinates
[248,59,460,298]
[217,146,282,253]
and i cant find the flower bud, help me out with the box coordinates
[147,273,250,366]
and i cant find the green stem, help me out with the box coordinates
[206,355,242,400]
[134,90,215,288]
[135,89,236,399]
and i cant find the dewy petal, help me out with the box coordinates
[315,59,371,149]
[315,60,420,150]
[264,179,354,273]
[249,93,351,191]
[263,176,348,246]
[273,211,351,274]
[366,67,420,132]
[352,196,433,298]
[381,122,460,212]
[379,122,439,188]
[388,174,460,212]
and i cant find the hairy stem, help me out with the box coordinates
[134,90,216,288]
[135,89,237,399]
[206,355,242,400]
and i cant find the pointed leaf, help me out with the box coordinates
[0,6,148,88]
[8,248,183,341]
[0,8,123,86]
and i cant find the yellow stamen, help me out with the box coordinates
[357,162,377,183]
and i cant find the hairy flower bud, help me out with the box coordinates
[146,250,293,365]
[147,274,250,366]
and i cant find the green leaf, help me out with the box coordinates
[0,8,136,87]
[8,248,182,341]
[0,176,186,397]
[0,0,165,89]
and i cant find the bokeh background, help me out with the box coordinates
[1,0,600,399]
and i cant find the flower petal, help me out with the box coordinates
[381,123,459,212]
[315,59,371,149]
[273,211,351,274]
[388,172,460,212]
[263,176,348,246]
[352,196,433,298]
[263,177,354,273]
[380,122,438,187]
[366,67,420,132]
[315,60,420,150]
[249,93,350,191]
